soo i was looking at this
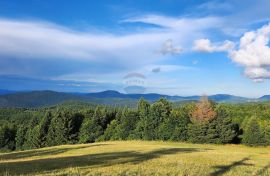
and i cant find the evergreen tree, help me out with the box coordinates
[24,117,39,149]
[144,98,172,140]
[0,122,16,150]
[133,99,150,139]
[99,119,119,141]
[170,109,190,141]
[242,117,264,146]
[37,112,52,147]
[79,118,103,143]
[46,112,67,146]
[187,122,209,143]
[15,125,28,150]
[116,109,139,140]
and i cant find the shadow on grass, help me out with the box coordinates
[0,147,199,175]
[210,157,254,176]
[255,163,270,175]
[0,144,108,160]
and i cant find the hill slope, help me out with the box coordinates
[0,90,253,108]
[0,141,269,175]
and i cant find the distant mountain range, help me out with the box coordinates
[0,89,268,108]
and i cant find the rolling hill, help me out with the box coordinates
[0,90,258,108]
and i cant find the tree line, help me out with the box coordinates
[1,97,270,151]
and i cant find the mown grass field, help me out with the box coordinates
[0,141,270,176]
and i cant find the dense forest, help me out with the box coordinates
[1,97,270,152]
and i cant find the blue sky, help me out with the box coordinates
[0,0,270,97]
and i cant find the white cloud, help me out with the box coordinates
[229,22,270,82]
[193,39,235,52]
[0,16,221,79]
[123,15,221,31]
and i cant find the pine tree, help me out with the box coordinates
[0,122,16,150]
[242,117,264,146]
[38,112,52,147]
[46,112,68,146]
[24,117,39,149]
[15,125,27,150]
[79,118,103,143]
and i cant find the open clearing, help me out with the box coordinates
[0,141,270,176]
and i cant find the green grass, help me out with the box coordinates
[0,141,270,176]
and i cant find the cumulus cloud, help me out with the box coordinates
[193,39,235,52]
[229,22,270,82]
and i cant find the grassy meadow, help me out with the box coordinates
[0,141,270,176]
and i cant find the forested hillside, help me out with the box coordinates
[0,90,259,108]
[1,97,270,152]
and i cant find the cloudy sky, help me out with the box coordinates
[0,0,270,97]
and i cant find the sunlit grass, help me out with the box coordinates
[0,141,270,176]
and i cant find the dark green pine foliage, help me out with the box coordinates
[145,98,172,140]
[188,109,239,144]
[242,117,265,146]
[187,122,209,143]
[100,119,118,141]
[24,117,40,149]
[168,108,191,141]
[37,112,52,147]
[46,111,84,146]
[115,108,139,140]
[93,106,108,129]
[133,98,150,139]
[46,112,67,146]
[214,109,239,144]
[15,125,28,150]
[0,122,16,151]
[79,118,103,143]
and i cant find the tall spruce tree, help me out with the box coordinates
[38,112,52,147]
[24,117,39,149]
[15,125,28,150]
[242,117,264,146]
[79,118,103,143]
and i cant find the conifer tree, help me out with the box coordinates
[242,117,264,146]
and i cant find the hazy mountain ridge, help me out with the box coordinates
[0,89,266,108]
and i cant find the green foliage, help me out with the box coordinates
[79,118,103,143]
[144,98,172,140]
[37,112,52,147]
[188,108,239,144]
[0,122,16,151]
[242,117,265,146]
[3,98,270,152]
[15,125,27,150]
[46,111,83,146]
[24,117,40,149]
